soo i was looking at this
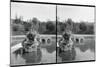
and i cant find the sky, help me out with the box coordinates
[11,2,95,22]
[11,2,56,21]
[57,5,95,22]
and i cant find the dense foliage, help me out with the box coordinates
[11,17,94,35]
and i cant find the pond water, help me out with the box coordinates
[11,48,56,65]
[11,40,56,66]
[74,39,95,61]
[11,38,95,66]
[57,39,95,62]
[74,47,95,61]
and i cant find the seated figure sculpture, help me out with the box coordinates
[22,31,40,53]
[59,31,73,52]
[58,31,76,61]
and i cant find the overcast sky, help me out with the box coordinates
[11,2,56,21]
[11,2,95,22]
[57,5,95,22]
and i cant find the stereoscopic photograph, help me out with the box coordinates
[11,2,56,66]
[10,0,95,66]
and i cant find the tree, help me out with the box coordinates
[45,21,56,34]
[13,16,23,24]
[85,24,94,34]
[78,22,87,34]
[38,22,46,34]
[23,22,32,32]
[46,21,55,31]
[12,25,18,32]
[72,23,80,34]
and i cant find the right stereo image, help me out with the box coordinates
[57,5,95,63]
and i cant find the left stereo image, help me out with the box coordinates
[10,2,56,66]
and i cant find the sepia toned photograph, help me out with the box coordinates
[10,2,56,66]
[57,5,95,63]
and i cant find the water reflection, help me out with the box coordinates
[75,47,95,61]
[57,39,95,62]
[22,48,42,64]
[74,39,95,61]
[11,42,56,65]
[76,39,95,52]
[11,39,95,65]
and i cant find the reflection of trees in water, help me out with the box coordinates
[13,48,42,64]
[13,42,56,64]
[42,43,56,53]
[46,44,56,53]
[75,39,95,52]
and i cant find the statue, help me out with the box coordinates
[58,30,76,61]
